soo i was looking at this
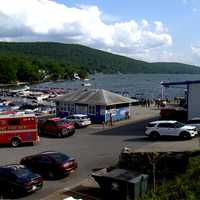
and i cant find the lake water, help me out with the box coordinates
[34,74,200,99]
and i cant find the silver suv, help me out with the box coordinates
[145,120,197,140]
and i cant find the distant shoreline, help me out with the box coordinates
[1,73,200,89]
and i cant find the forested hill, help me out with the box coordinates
[0,42,200,83]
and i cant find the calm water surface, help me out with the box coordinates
[34,74,200,99]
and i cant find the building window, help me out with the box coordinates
[88,105,96,115]
[66,104,75,113]
[71,104,75,112]
[67,104,70,111]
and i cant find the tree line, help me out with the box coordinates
[0,54,87,84]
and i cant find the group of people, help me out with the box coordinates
[140,98,152,107]
[140,98,169,108]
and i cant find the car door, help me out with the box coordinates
[44,121,57,135]
[157,123,175,136]
[166,123,178,136]
[34,155,53,175]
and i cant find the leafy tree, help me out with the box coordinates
[0,57,17,83]
[16,60,40,82]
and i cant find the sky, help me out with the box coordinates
[0,0,200,66]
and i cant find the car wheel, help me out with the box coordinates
[149,131,160,140]
[11,138,21,147]
[180,132,191,140]
[63,128,71,136]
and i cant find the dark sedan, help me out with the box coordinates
[0,164,43,196]
[20,151,78,179]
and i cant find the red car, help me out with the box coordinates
[20,151,78,179]
[40,118,75,137]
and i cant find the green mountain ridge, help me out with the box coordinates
[0,42,199,74]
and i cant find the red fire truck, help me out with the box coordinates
[0,113,39,147]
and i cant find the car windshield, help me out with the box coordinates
[174,122,185,128]
[50,153,70,164]
[80,116,88,120]
[147,123,156,127]
[11,168,32,178]
[56,120,66,126]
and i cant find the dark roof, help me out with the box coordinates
[56,89,134,106]
[161,80,200,87]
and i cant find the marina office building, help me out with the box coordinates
[161,80,200,120]
[56,89,133,123]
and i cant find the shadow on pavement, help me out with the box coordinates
[124,137,150,142]
[91,116,159,136]
[148,135,197,142]
[124,135,194,142]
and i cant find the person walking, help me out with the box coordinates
[109,112,113,126]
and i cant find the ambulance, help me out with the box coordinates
[0,113,39,147]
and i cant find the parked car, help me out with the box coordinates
[20,151,78,179]
[0,164,43,195]
[145,120,198,140]
[40,118,75,137]
[65,114,91,128]
[187,117,200,131]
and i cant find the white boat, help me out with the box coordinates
[73,73,80,80]
[83,78,90,81]
[81,83,92,87]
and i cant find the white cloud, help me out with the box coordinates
[0,0,173,62]
[191,43,200,57]
[192,7,200,12]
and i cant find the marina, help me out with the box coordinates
[0,73,199,117]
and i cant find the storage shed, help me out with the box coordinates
[56,89,134,123]
[161,80,200,120]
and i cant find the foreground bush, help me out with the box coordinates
[140,156,200,200]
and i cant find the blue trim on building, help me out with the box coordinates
[56,103,130,123]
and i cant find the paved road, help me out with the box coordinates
[0,107,159,199]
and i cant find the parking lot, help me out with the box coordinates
[0,106,199,200]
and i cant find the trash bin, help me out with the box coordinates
[92,168,148,200]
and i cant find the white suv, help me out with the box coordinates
[65,114,91,128]
[145,120,197,140]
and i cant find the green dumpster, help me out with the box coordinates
[92,168,148,200]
